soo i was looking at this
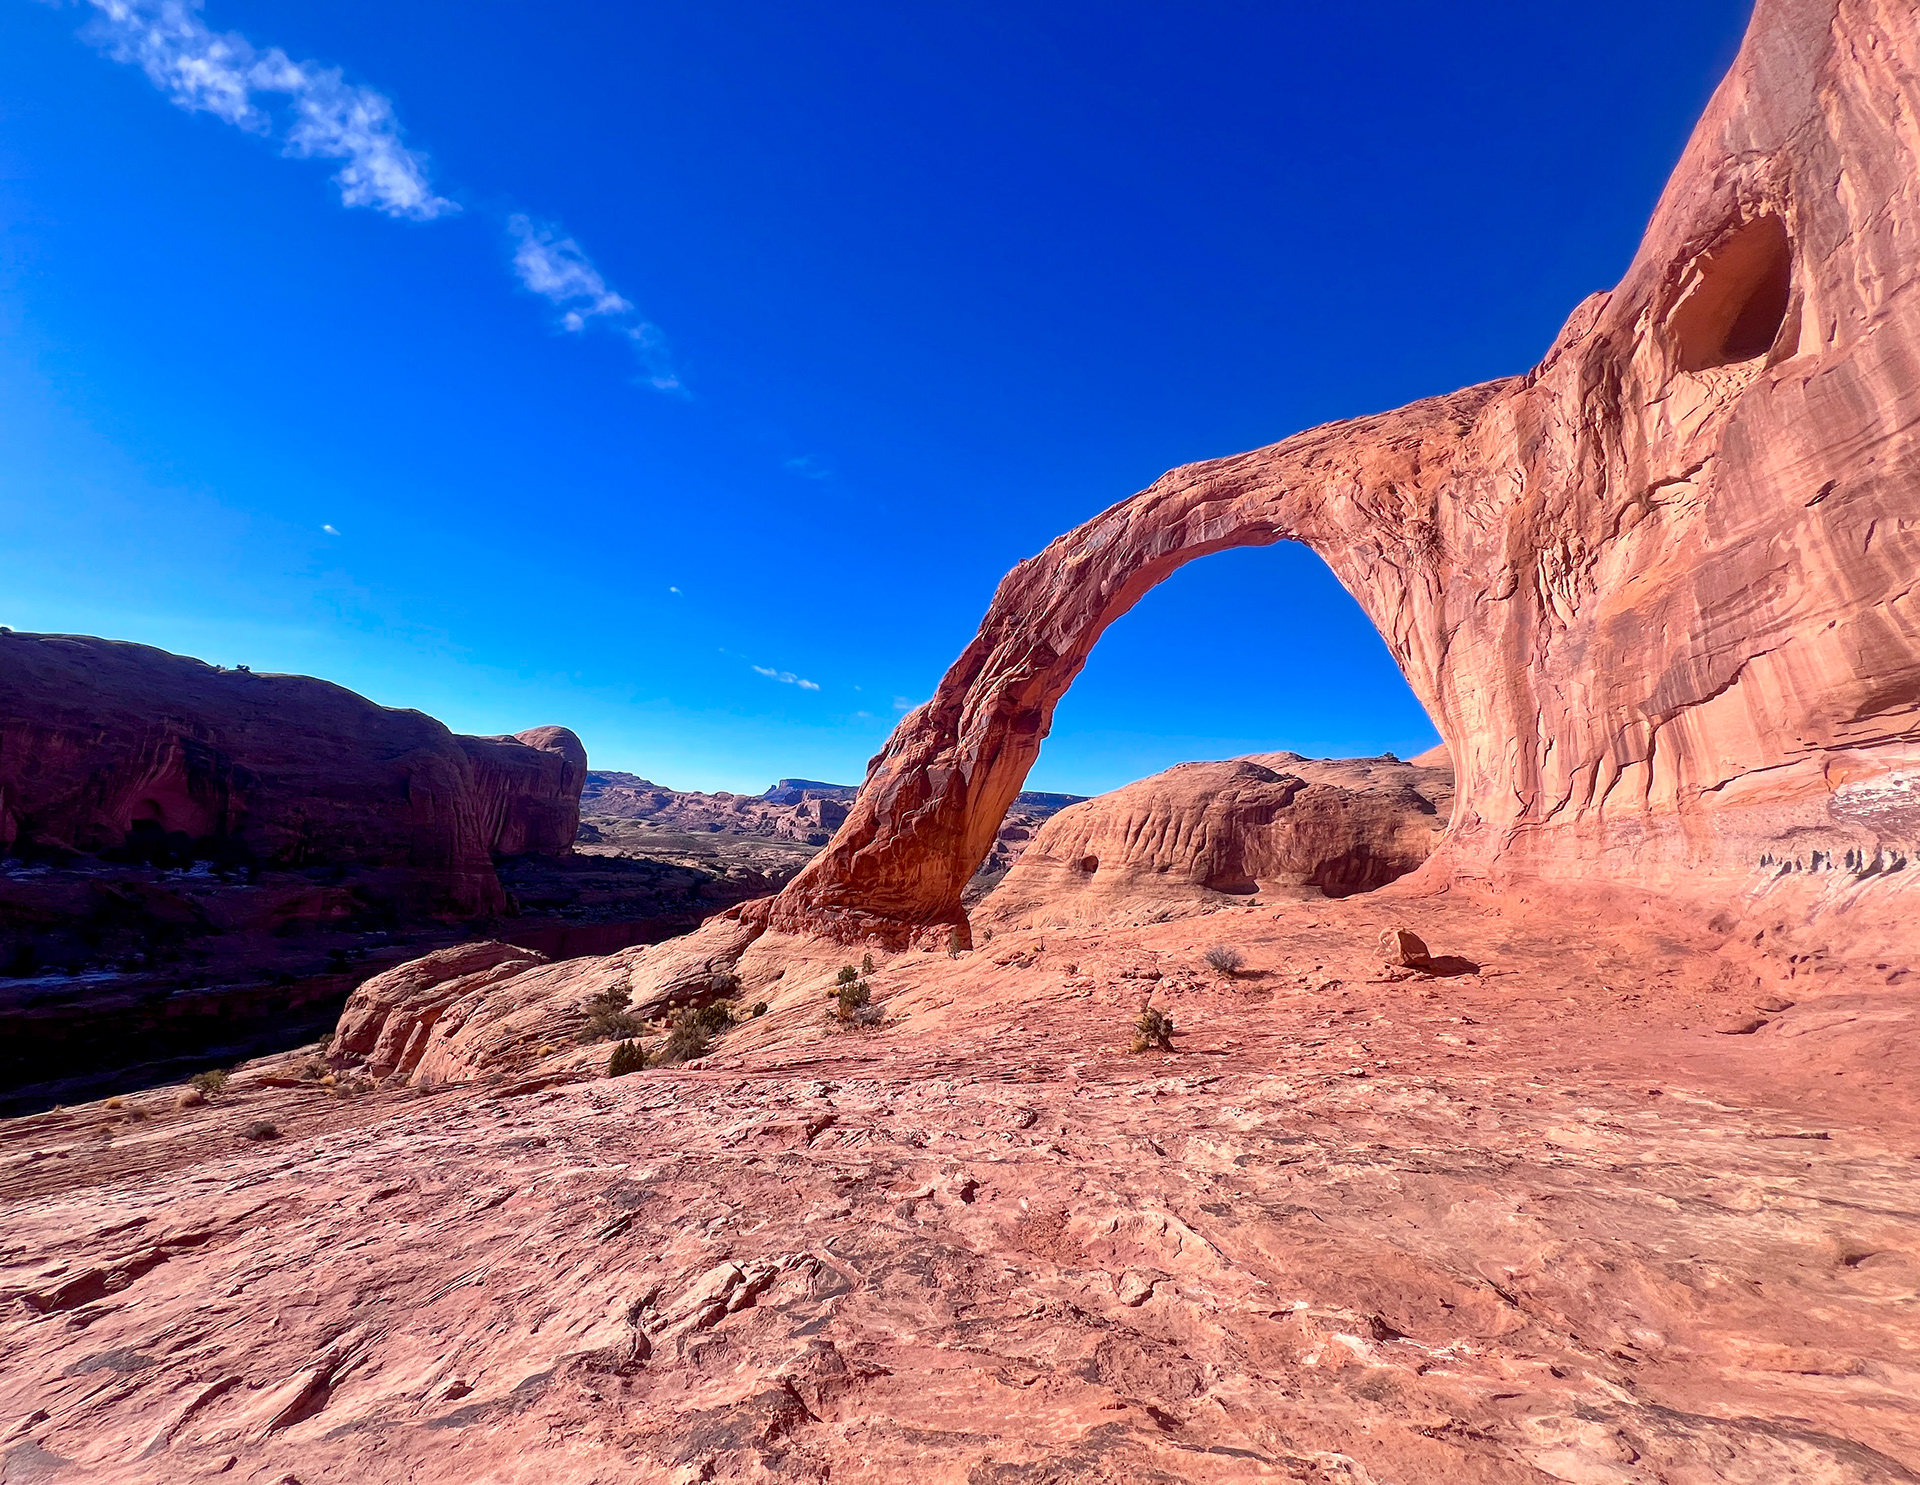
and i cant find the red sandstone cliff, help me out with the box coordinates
[0,633,585,915]
[757,0,1920,946]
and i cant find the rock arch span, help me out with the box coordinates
[757,0,1920,946]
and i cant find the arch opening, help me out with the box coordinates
[966,540,1453,928]
[1668,214,1793,372]
[1021,542,1442,798]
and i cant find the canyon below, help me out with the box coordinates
[4,0,1920,1480]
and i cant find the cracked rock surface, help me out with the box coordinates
[4,886,1917,1483]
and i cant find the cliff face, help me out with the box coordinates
[0,634,585,914]
[460,726,588,860]
[977,753,1453,928]
[761,0,1920,945]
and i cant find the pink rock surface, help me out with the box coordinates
[5,886,1919,1483]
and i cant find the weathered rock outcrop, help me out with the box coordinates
[978,752,1453,928]
[327,920,761,1088]
[460,726,588,859]
[760,0,1920,945]
[0,633,586,914]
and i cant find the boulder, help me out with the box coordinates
[977,752,1452,927]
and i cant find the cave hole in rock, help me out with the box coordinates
[1668,214,1793,372]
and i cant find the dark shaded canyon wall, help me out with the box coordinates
[760,0,1920,944]
[0,633,585,914]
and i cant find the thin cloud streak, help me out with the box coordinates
[508,216,682,393]
[80,0,454,220]
[753,665,820,692]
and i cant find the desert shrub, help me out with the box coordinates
[1130,1007,1175,1054]
[189,1069,229,1096]
[750,1001,768,1018]
[947,928,964,959]
[835,965,860,988]
[579,986,644,1044]
[860,952,875,976]
[656,1009,714,1065]
[1204,945,1244,977]
[836,979,871,1021]
[242,1120,279,1141]
[710,969,740,996]
[607,1040,648,1078]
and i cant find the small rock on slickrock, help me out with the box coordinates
[1379,928,1434,971]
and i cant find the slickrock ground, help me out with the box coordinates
[5,886,1918,1485]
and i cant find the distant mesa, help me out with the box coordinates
[0,632,584,915]
[762,779,858,805]
[578,770,1085,861]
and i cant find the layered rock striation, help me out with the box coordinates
[0,633,585,915]
[978,752,1453,928]
[760,0,1920,945]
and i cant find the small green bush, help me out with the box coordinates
[859,952,875,976]
[750,1001,768,1018]
[242,1119,279,1141]
[189,1069,229,1096]
[835,965,860,988]
[656,1009,713,1065]
[578,986,644,1044]
[607,1040,648,1077]
[836,979,871,1020]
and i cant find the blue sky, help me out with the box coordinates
[0,0,1751,795]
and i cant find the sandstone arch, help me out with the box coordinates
[761,0,1920,946]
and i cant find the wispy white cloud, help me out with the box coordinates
[63,1,686,394]
[322,523,340,535]
[892,696,915,710]
[668,585,681,594]
[507,215,681,392]
[507,215,630,325]
[784,455,831,481]
[753,665,820,692]
[79,0,454,220]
